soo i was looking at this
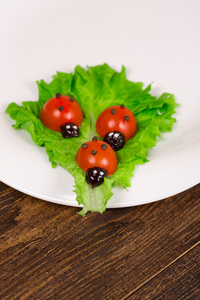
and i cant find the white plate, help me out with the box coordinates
[0,0,200,209]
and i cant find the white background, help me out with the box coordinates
[0,0,199,208]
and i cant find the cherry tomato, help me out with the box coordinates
[76,137,117,176]
[40,93,83,132]
[96,104,137,141]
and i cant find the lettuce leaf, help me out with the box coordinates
[6,64,178,216]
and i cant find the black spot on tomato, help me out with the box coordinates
[124,115,130,121]
[111,109,117,114]
[56,93,61,98]
[58,105,64,111]
[101,143,108,150]
[82,143,88,149]
[91,150,97,156]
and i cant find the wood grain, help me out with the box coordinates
[0,182,199,300]
[127,244,200,300]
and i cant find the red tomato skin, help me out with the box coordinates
[76,140,117,176]
[40,95,83,132]
[96,105,137,141]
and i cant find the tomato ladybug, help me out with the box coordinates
[76,137,117,187]
[41,93,83,137]
[96,104,137,151]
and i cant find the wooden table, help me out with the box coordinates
[0,181,199,300]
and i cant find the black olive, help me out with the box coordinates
[60,122,79,138]
[103,131,126,151]
[86,167,108,188]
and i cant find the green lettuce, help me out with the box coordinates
[6,64,178,216]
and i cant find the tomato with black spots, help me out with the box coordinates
[41,93,83,137]
[96,104,137,150]
[76,137,118,187]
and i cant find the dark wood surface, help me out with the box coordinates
[0,181,199,300]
